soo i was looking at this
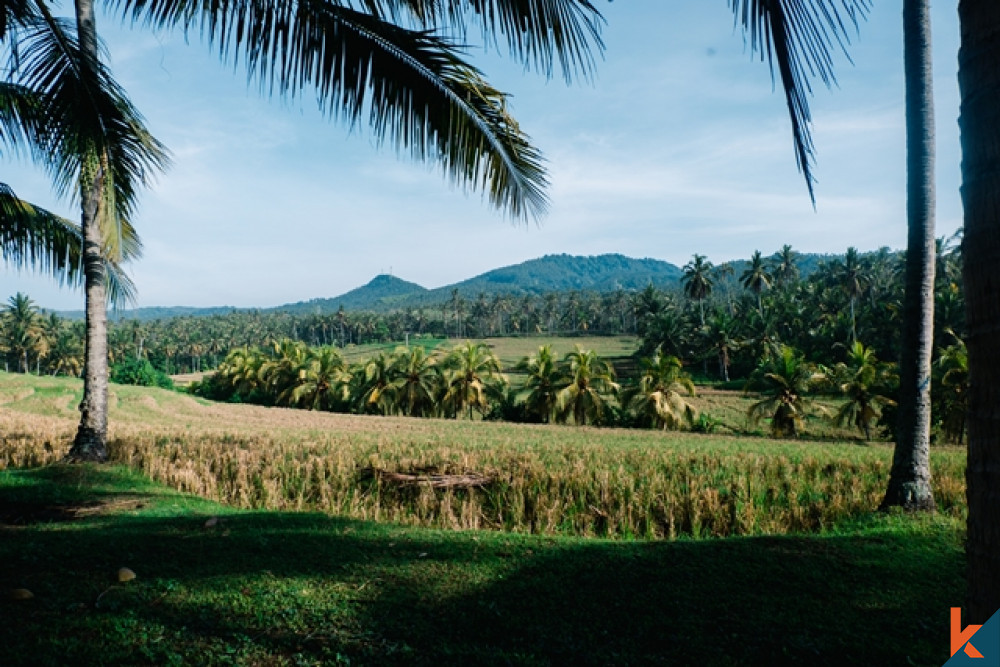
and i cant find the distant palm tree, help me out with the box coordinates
[516,344,562,424]
[740,250,773,317]
[748,344,824,438]
[556,345,618,426]
[624,349,696,430]
[2,292,43,372]
[702,312,741,383]
[682,254,714,326]
[440,341,507,419]
[829,341,897,440]
[353,352,393,415]
[387,346,441,418]
[836,247,867,343]
[283,346,350,411]
[934,331,968,445]
[771,244,800,288]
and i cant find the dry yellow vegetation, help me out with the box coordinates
[1,371,966,539]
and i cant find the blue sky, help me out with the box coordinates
[2,2,963,311]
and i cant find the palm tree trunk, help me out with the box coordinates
[68,0,109,462]
[959,0,1000,624]
[882,0,935,511]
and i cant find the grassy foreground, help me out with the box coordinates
[0,465,963,666]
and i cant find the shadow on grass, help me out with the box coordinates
[0,466,963,666]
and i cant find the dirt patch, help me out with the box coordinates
[0,497,146,525]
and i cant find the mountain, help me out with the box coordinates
[276,274,427,314]
[61,251,835,320]
[446,253,684,295]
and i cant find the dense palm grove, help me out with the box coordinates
[2,243,968,441]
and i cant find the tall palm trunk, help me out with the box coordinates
[882,0,935,510]
[68,0,110,462]
[959,0,1000,623]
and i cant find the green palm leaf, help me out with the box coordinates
[729,0,870,200]
[12,3,168,250]
[114,0,604,220]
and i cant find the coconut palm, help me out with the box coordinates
[702,311,741,383]
[681,254,714,326]
[747,344,824,438]
[624,349,696,431]
[18,0,602,459]
[352,351,393,415]
[2,292,43,372]
[835,247,867,343]
[516,344,562,424]
[283,346,350,411]
[829,341,897,441]
[882,0,936,512]
[555,345,618,426]
[771,244,800,288]
[440,341,506,419]
[934,331,968,446]
[44,319,83,376]
[386,345,441,418]
[3,0,169,459]
[741,250,772,317]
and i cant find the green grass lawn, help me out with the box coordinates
[0,465,964,666]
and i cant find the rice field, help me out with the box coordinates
[0,371,966,539]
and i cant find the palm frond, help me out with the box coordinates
[729,0,870,201]
[0,182,136,307]
[115,0,566,219]
[13,3,168,228]
[0,182,78,281]
[361,0,605,82]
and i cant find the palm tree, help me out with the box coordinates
[516,344,562,424]
[747,344,824,438]
[702,312,741,383]
[440,341,507,419]
[933,331,968,446]
[771,244,800,288]
[740,250,772,317]
[882,0,937,512]
[830,341,897,441]
[283,346,350,411]
[836,247,867,343]
[681,254,714,326]
[36,0,601,459]
[2,292,43,372]
[2,0,169,460]
[387,345,441,418]
[353,351,393,415]
[555,345,618,426]
[624,349,697,430]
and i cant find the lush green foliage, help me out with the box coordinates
[0,465,964,666]
[109,357,173,390]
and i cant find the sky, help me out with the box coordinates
[2,2,964,311]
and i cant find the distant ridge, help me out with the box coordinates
[59,251,836,321]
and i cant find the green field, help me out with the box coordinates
[0,371,970,664]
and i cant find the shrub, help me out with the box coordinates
[110,358,174,389]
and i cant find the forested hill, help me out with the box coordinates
[77,251,833,321]
[281,254,689,313]
[278,274,427,314]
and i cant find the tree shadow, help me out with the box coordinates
[0,467,963,666]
